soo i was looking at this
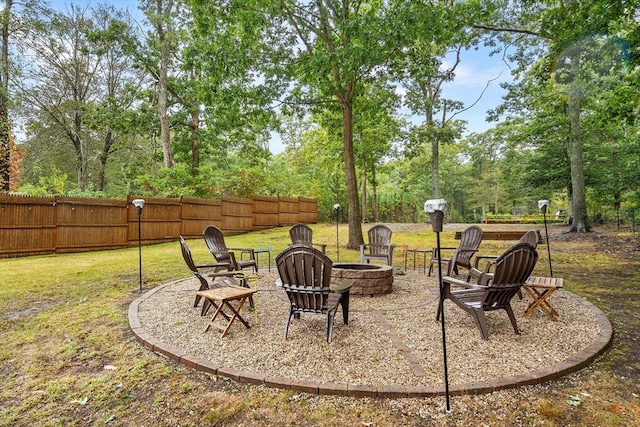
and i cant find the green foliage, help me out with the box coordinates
[8,0,639,228]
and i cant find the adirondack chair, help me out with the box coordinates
[277,244,346,343]
[359,224,395,266]
[468,229,540,281]
[179,236,237,314]
[428,225,483,277]
[289,223,326,254]
[437,242,538,340]
[202,225,258,273]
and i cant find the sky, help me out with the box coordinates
[46,0,514,154]
[397,45,513,143]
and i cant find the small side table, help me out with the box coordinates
[404,249,433,273]
[522,276,564,321]
[197,285,258,337]
[241,248,271,272]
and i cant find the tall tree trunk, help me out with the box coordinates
[73,112,88,191]
[372,162,379,222]
[189,66,201,176]
[190,109,200,175]
[361,152,366,222]
[567,52,589,232]
[157,0,174,169]
[97,130,114,192]
[0,0,12,192]
[341,95,364,248]
[431,137,439,198]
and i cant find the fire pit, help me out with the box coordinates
[331,263,394,296]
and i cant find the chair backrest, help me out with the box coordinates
[276,244,333,312]
[367,225,392,255]
[484,242,538,307]
[519,230,539,248]
[454,225,484,268]
[179,235,208,287]
[289,223,314,247]
[203,225,232,264]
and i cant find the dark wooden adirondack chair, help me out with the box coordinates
[289,223,326,254]
[179,236,237,314]
[359,224,395,266]
[428,225,483,277]
[437,242,538,340]
[277,244,346,343]
[203,225,258,273]
[468,229,540,282]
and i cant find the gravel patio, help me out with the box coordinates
[131,268,612,397]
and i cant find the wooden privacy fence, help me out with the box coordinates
[0,194,318,258]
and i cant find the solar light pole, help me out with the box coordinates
[424,198,450,412]
[334,203,341,261]
[132,199,145,291]
[538,200,553,277]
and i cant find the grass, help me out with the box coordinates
[1,223,639,426]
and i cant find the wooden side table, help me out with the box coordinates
[197,285,258,337]
[522,276,564,321]
[404,248,433,273]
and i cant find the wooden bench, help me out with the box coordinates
[455,230,541,242]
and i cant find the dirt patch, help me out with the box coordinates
[4,301,52,321]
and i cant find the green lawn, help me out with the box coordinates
[1,223,638,426]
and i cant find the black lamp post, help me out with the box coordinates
[333,203,341,261]
[424,198,450,412]
[132,198,145,291]
[538,200,553,277]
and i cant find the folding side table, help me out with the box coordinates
[197,285,258,337]
[522,276,564,321]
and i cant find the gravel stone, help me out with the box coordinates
[137,270,600,389]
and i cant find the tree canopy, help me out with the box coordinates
[1,0,638,231]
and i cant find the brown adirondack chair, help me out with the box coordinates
[359,224,395,266]
[437,242,538,340]
[428,225,483,277]
[179,236,237,314]
[289,223,326,254]
[277,244,346,343]
[468,229,540,281]
[202,225,258,273]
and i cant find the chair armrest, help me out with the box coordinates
[194,262,227,269]
[443,275,483,289]
[206,270,237,278]
[476,271,494,286]
[473,255,499,269]
[230,247,254,255]
[313,243,327,253]
[209,249,240,270]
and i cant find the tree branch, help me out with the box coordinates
[473,24,543,39]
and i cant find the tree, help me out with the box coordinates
[478,0,632,232]
[15,4,147,193]
[140,0,176,169]
[261,1,436,248]
[0,0,12,191]
[85,5,150,191]
[16,4,108,191]
[395,0,478,200]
